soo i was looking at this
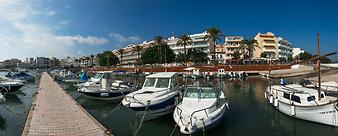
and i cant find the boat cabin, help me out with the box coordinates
[184,86,217,99]
[143,72,179,89]
[274,85,327,105]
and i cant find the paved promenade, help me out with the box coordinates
[23,72,110,136]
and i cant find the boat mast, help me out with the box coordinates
[317,33,321,100]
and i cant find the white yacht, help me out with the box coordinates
[265,83,338,127]
[173,86,229,134]
[122,72,182,121]
[79,79,137,101]
[77,71,112,88]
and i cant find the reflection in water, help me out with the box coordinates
[61,76,338,136]
[0,114,6,131]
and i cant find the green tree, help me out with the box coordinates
[90,54,95,66]
[298,51,313,60]
[287,56,293,62]
[188,49,209,64]
[175,53,186,63]
[241,39,259,64]
[177,34,193,66]
[204,27,223,64]
[117,48,125,67]
[98,51,119,66]
[141,44,175,65]
[260,52,267,58]
[233,51,241,59]
[152,35,165,64]
[133,45,143,65]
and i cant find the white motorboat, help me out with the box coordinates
[173,86,229,134]
[122,72,182,121]
[56,70,77,81]
[76,71,112,87]
[265,83,338,127]
[78,79,138,101]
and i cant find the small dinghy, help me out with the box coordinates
[122,72,182,121]
[173,86,229,134]
[79,78,137,101]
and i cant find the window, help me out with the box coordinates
[155,78,170,88]
[200,88,216,98]
[321,94,324,98]
[291,95,301,103]
[185,87,199,98]
[307,96,315,101]
[144,78,156,87]
[283,93,290,99]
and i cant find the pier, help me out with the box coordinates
[23,72,110,136]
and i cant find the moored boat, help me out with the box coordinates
[173,86,229,134]
[79,79,137,101]
[265,83,338,126]
[122,72,182,121]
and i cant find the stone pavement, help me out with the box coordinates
[23,72,110,136]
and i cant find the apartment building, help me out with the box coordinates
[223,36,245,60]
[167,32,210,54]
[254,32,278,59]
[276,37,293,60]
[113,41,153,68]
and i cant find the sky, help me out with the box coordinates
[1,0,338,61]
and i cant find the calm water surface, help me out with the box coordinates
[61,76,338,136]
[0,72,38,136]
[1,71,338,136]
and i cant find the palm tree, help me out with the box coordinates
[90,54,94,66]
[177,34,193,66]
[133,45,143,65]
[204,27,223,64]
[240,39,259,64]
[117,48,124,67]
[153,35,165,64]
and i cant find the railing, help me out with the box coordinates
[176,100,220,127]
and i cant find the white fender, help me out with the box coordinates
[291,104,295,116]
[274,98,278,107]
[269,96,273,104]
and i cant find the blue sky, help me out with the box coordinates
[1,0,338,61]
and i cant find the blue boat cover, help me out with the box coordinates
[80,72,89,81]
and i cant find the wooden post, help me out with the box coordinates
[317,33,321,100]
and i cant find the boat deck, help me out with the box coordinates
[22,72,110,136]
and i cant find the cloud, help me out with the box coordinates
[46,10,56,16]
[109,33,142,44]
[0,0,110,60]
[58,20,71,26]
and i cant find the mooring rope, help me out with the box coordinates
[133,105,149,136]
[104,102,122,117]
[169,124,178,136]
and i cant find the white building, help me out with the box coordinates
[224,36,245,60]
[167,32,210,54]
[276,37,293,60]
[113,40,154,68]
[292,48,304,58]
[36,57,51,68]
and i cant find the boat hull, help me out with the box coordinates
[125,94,178,121]
[270,99,338,126]
[0,84,24,92]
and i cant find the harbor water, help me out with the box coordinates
[1,71,338,136]
[0,72,37,136]
[62,76,338,136]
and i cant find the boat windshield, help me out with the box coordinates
[143,78,170,88]
[185,87,216,99]
[155,78,170,88]
[93,73,104,79]
[144,78,156,87]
